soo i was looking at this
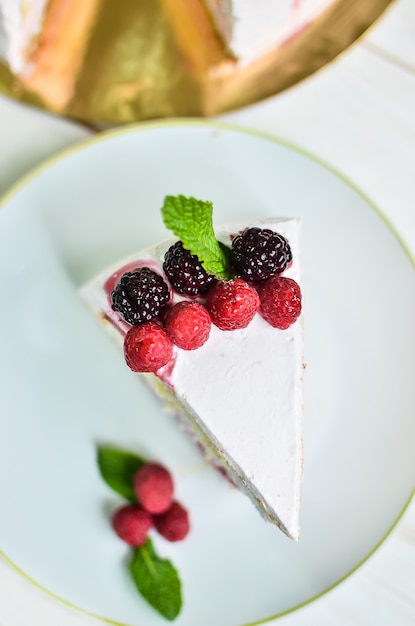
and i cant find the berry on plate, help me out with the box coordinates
[154,501,190,542]
[231,227,292,282]
[112,504,153,546]
[111,267,170,325]
[123,322,173,372]
[206,278,260,330]
[134,462,174,514]
[165,301,211,350]
[257,276,302,329]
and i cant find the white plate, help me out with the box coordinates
[0,121,414,626]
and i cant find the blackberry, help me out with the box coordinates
[163,241,214,296]
[111,267,170,325]
[231,227,292,282]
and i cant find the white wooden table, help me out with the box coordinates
[0,1,414,624]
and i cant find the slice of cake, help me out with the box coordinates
[81,196,304,540]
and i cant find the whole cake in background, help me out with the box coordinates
[0,0,390,124]
[0,0,335,75]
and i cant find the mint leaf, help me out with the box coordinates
[97,446,145,502]
[161,195,233,280]
[130,539,182,621]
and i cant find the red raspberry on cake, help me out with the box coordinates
[123,322,173,372]
[134,462,174,514]
[112,504,153,546]
[257,276,302,329]
[164,301,211,350]
[154,501,190,542]
[206,278,260,330]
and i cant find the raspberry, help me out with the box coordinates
[111,267,170,325]
[164,301,211,350]
[206,278,260,330]
[123,322,173,372]
[163,241,214,296]
[231,227,292,282]
[154,501,190,542]
[257,276,302,329]
[112,504,153,546]
[134,462,174,514]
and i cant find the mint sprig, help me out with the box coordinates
[96,445,183,621]
[130,539,182,621]
[161,195,233,280]
[97,445,146,502]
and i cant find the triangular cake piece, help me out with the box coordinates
[81,217,304,540]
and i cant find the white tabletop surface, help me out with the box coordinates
[0,1,414,624]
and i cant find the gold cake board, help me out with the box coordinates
[0,0,393,127]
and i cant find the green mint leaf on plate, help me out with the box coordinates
[130,538,182,621]
[161,194,233,280]
[97,446,146,502]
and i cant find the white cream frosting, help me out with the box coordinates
[206,0,335,65]
[80,218,304,540]
[0,0,48,72]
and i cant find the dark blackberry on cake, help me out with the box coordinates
[111,267,170,325]
[231,227,292,282]
[163,241,215,296]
